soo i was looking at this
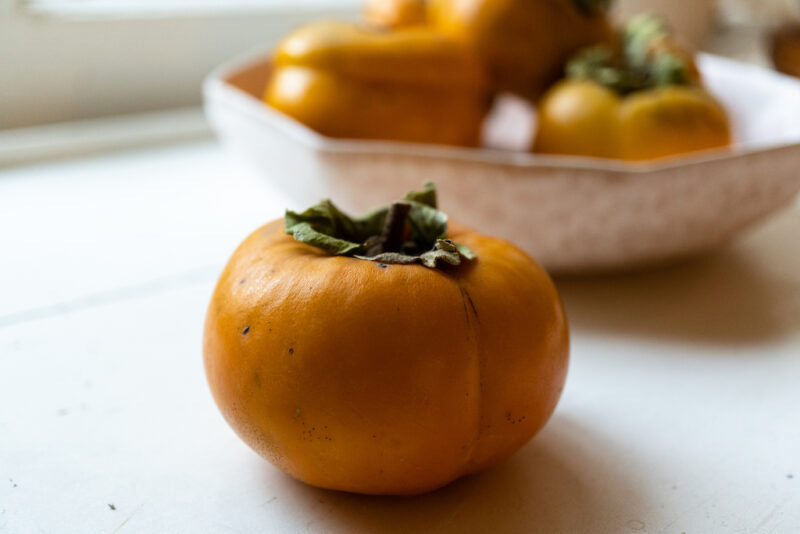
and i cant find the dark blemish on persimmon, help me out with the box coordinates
[242,326,250,335]
[463,289,478,319]
[377,263,388,269]
[239,278,246,285]
[289,347,294,355]
[459,290,470,326]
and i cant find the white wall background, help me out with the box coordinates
[0,0,358,129]
[3,0,797,130]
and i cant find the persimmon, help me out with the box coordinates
[265,21,490,146]
[534,15,730,160]
[203,185,569,495]
[428,0,615,98]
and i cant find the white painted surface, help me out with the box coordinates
[1,139,799,533]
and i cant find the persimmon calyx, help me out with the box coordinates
[566,14,695,95]
[284,183,476,269]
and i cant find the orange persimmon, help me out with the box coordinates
[203,185,569,495]
[428,0,615,98]
[265,21,490,146]
[534,14,730,160]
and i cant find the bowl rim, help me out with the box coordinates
[204,47,800,175]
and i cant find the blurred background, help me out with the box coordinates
[2,0,800,150]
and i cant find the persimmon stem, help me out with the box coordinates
[284,184,475,268]
[381,202,411,253]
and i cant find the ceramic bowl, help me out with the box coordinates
[204,52,800,274]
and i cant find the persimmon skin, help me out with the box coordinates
[429,0,615,98]
[265,21,490,146]
[265,66,487,146]
[534,80,732,161]
[364,0,428,28]
[203,220,569,495]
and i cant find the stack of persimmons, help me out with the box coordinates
[264,0,731,161]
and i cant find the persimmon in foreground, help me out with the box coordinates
[203,184,569,495]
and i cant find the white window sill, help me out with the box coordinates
[0,107,212,169]
[22,0,360,19]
